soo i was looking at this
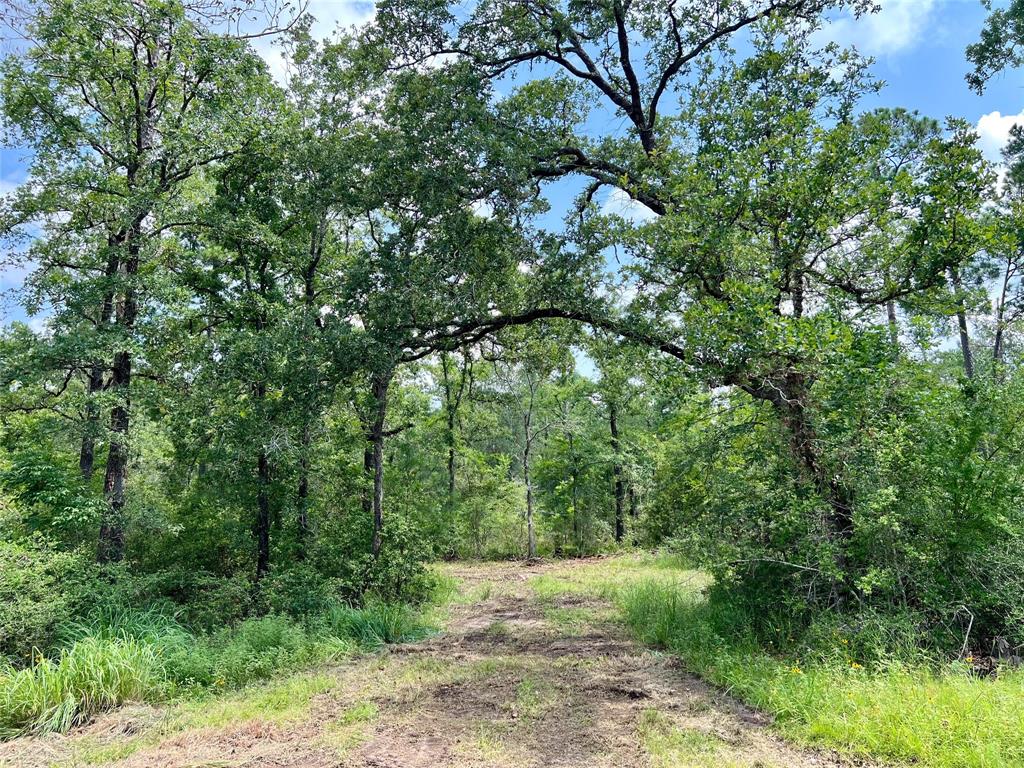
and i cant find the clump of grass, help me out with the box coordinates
[619,579,1024,768]
[0,636,163,738]
[323,602,430,648]
[59,607,190,646]
[513,675,555,720]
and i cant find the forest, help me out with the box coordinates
[1,0,1024,765]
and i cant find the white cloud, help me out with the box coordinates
[253,1,376,83]
[306,0,376,35]
[600,188,658,223]
[820,0,936,57]
[976,110,1024,163]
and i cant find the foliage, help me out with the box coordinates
[0,543,99,664]
[0,636,163,738]
[0,0,1024,758]
[0,599,432,737]
[619,579,1024,768]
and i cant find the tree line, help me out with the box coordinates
[3,0,1024,656]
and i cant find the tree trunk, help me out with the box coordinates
[949,267,975,379]
[569,431,580,553]
[523,412,536,560]
[440,354,458,511]
[97,350,130,563]
[886,299,899,346]
[368,367,393,560]
[628,485,639,546]
[609,401,625,544]
[96,226,140,563]
[79,364,104,480]
[744,371,854,606]
[256,448,271,579]
[295,424,312,558]
[992,259,1012,377]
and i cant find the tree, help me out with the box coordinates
[1,0,276,561]
[369,4,990,602]
[968,0,1024,92]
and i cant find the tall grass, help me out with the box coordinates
[323,602,429,648]
[0,637,162,738]
[0,601,431,739]
[618,580,1024,768]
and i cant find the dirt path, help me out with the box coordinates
[1,560,871,768]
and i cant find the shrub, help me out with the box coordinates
[0,542,98,663]
[345,517,434,604]
[124,569,253,632]
[162,615,317,690]
[260,565,339,618]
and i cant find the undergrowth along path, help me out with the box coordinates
[0,559,875,768]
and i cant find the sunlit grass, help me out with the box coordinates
[529,553,711,603]
[636,709,739,768]
[617,575,1024,768]
[71,671,338,764]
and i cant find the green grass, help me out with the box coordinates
[513,675,555,720]
[528,554,711,603]
[636,709,732,768]
[618,578,1024,768]
[71,671,339,765]
[0,637,163,738]
[0,601,432,739]
[322,602,429,649]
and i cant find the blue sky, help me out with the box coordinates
[1,0,1022,326]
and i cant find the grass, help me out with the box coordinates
[70,671,340,765]
[326,700,379,757]
[0,637,163,737]
[528,553,711,603]
[617,577,1024,768]
[513,675,556,720]
[0,601,431,739]
[636,709,733,768]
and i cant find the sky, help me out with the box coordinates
[1,0,1022,326]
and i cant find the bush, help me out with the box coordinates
[259,565,339,618]
[321,602,429,648]
[123,569,253,632]
[343,517,435,604]
[164,616,321,689]
[0,542,99,663]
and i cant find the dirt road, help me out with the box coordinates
[0,559,871,768]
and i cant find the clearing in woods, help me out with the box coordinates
[0,558,875,768]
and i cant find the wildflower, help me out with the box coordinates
[790,666,803,675]
[850,662,862,669]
